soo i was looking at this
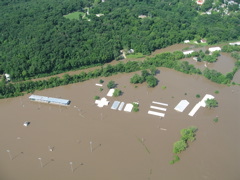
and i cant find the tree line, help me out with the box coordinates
[1,48,239,99]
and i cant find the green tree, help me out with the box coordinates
[113,89,122,97]
[107,80,116,89]
[130,74,144,84]
[146,75,158,87]
[173,140,187,154]
[205,98,218,108]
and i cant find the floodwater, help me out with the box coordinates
[0,67,240,180]
[182,52,236,75]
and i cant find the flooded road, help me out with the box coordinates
[0,67,239,180]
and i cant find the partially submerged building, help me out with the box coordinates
[209,47,221,53]
[29,95,70,106]
[183,50,194,55]
[229,42,240,46]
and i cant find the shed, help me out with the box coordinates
[183,50,194,55]
[174,100,189,112]
[229,42,240,46]
[107,89,115,97]
[209,47,221,53]
[111,101,120,110]
[124,103,133,112]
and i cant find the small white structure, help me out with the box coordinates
[96,14,104,17]
[127,49,134,54]
[209,47,221,53]
[150,106,167,111]
[229,42,240,46]
[174,100,189,112]
[148,111,165,117]
[95,83,103,87]
[138,15,147,18]
[196,0,204,5]
[111,101,120,110]
[23,121,30,127]
[95,97,109,107]
[183,50,194,55]
[152,101,168,106]
[188,94,214,116]
[118,102,125,111]
[124,103,133,112]
[107,89,115,97]
[184,40,190,43]
[4,74,10,81]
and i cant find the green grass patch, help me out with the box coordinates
[161,85,167,90]
[127,53,145,59]
[63,11,85,20]
[213,117,219,123]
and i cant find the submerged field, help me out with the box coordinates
[0,66,239,180]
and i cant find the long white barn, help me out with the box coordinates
[29,95,70,106]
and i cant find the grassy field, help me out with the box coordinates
[126,53,145,59]
[63,11,85,20]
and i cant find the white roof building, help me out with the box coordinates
[124,103,133,112]
[229,42,240,46]
[174,100,189,112]
[188,94,214,116]
[107,89,115,97]
[183,50,194,55]
[95,97,109,107]
[29,95,70,106]
[209,47,221,52]
[4,74,10,81]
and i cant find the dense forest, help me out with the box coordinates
[0,0,240,80]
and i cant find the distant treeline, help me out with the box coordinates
[0,0,240,80]
[0,49,238,99]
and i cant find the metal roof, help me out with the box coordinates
[29,95,70,105]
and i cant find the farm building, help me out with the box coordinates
[229,42,240,46]
[183,50,194,55]
[29,95,70,106]
[209,47,221,53]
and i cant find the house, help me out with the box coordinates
[209,47,221,53]
[96,14,104,17]
[4,74,10,81]
[138,15,147,19]
[229,42,240,46]
[201,39,207,43]
[196,0,204,5]
[184,40,190,43]
[127,49,134,54]
[183,50,194,55]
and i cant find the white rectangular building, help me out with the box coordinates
[29,95,70,106]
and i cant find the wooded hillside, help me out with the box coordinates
[0,0,240,80]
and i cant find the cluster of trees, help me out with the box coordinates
[170,126,198,164]
[205,99,218,108]
[130,68,158,87]
[1,0,240,80]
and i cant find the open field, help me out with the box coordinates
[63,12,85,20]
[0,67,239,180]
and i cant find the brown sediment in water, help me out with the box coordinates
[0,67,239,180]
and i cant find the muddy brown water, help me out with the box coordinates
[0,66,240,180]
